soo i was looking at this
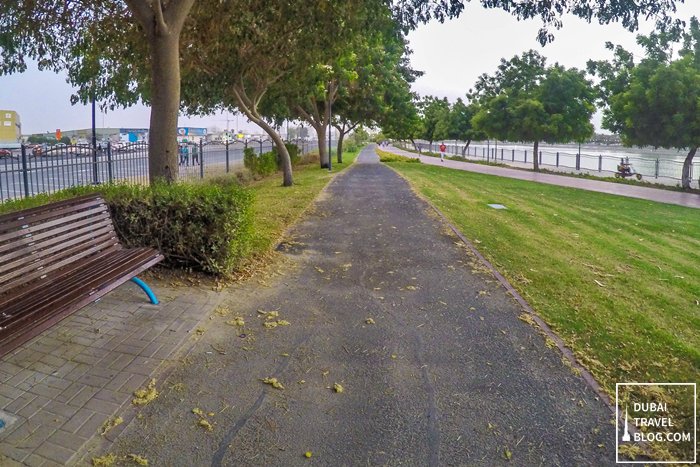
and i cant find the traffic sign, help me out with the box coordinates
[56,129,61,140]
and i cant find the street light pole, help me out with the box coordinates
[328,82,332,172]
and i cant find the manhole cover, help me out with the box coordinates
[487,204,507,210]
[0,410,18,436]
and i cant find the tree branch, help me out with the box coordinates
[162,0,196,31]
[122,0,154,32]
[232,85,261,125]
[295,104,320,131]
[154,0,168,34]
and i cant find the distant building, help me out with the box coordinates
[177,127,207,143]
[60,128,149,143]
[0,110,21,143]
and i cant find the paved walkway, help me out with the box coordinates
[384,145,700,209]
[94,145,617,465]
[0,280,220,466]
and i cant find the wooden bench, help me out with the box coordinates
[0,194,163,356]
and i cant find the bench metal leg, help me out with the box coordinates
[131,277,158,304]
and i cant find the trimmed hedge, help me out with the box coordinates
[0,182,254,276]
[375,148,422,163]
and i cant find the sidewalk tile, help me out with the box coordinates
[66,386,99,408]
[34,441,76,464]
[60,408,95,434]
[46,429,88,453]
[75,412,109,439]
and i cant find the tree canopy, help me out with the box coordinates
[472,50,595,170]
[0,0,685,181]
[588,16,700,188]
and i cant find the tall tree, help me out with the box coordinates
[0,0,194,183]
[435,98,487,156]
[419,96,450,152]
[588,17,700,188]
[472,51,595,170]
[381,91,423,151]
[331,23,421,163]
[176,0,359,186]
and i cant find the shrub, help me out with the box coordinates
[375,148,421,163]
[0,182,255,276]
[243,147,278,177]
[272,143,301,167]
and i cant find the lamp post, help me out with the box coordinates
[328,82,332,172]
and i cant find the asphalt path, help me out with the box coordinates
[382,145,700,209]
[100,145,616,466]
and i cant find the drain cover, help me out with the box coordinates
[0,410,18,436]
[487,204,507,209]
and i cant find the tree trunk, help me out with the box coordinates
[410,138,419,153]
[533,140,540,171]
[147,32,181,183]
[316,124,328,168]
[681,147,697,189]
[259,120,293,187]
[231,85,293,186]
[336,130,345,164]
[462,140,471,157]
[429,141,433,153]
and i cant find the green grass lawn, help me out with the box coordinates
[246,149,360,256]
[385,160,699,460]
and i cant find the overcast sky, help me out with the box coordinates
[1,2,698,135]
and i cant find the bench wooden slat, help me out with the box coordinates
[1,243,129,307]
[0,195,104,232]
[0,205,108,244]
[1,249,161,329]
[0,252,163,355]
[0,212,112,257]
[0,194,162,357]
[0,227,117,278]
[0,240,121,295]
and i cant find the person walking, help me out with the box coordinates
[439,142,446,162]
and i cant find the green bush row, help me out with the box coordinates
[375,148,422,163]
[244,143,301,177]
[0,181,254,276]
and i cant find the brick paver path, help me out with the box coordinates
[0,281,219,466]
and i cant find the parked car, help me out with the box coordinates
[29,144,47,156]
[72,145,94,157]
[0,149,12,158]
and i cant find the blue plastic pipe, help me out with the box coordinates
[131,277,158,304]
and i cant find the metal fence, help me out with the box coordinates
[0,138,321,203]
[411,142,696,185]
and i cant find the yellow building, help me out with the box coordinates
[0,110,21,143]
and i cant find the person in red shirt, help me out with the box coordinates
[439,142,446,161]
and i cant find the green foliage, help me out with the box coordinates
[244,147,277,177]
[27,135,57,145]
[375,148,421,162]
[371,132,386,143]
[587,17,700,188]
[419,95,450,143]
[0,182,255,276]
[272,143,300,167]
[434,97,486,153]
[472,50,595,170]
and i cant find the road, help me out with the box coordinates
[0,141,321,201]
